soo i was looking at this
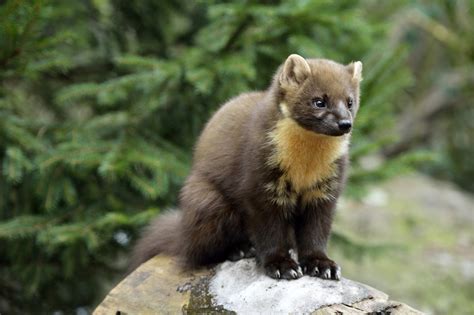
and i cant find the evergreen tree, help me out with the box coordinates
[0,0,423,312]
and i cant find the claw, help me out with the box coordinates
[333,266,342,280]
[296,266,303,278]
[321,268,331,279]
[275,270,281,279]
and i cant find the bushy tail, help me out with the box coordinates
[128,209,182,272]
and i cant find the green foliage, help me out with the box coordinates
[407,1,474,192]
[0,0,431,313]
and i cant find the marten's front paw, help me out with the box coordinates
[264,256,303,280]
[300,256,341,280]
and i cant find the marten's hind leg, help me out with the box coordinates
[228,241,256,261]
[179,174,246,267]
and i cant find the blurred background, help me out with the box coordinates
[0,0,473,314]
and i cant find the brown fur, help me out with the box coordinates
[130,54,362,280]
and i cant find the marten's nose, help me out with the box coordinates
[338,120,352,132]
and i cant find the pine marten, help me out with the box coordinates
[130,54,362,280]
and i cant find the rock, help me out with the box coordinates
[94,255,424,314]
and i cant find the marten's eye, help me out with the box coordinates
[347,98,353,109]
[312,98,326,108]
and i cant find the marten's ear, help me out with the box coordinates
[347,61,363,82]
[279,54,311,87]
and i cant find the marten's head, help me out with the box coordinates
[275,54,362,137]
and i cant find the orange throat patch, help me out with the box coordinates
[267,117,349,193]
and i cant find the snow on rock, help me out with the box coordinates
[209,259,378,314]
